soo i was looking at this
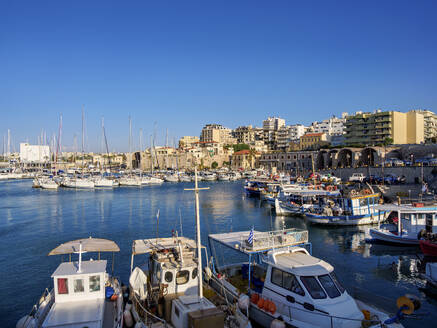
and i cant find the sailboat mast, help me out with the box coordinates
[129,116,132,175]
[82,106,85,175]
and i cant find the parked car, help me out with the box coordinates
[349,173,365,183]
[320,174,342,184]
[364,175,381,184]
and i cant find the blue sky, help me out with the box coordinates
[1,1,436,152]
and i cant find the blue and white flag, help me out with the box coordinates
[247,227,254,245]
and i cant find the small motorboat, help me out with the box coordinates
[420,239,437,256]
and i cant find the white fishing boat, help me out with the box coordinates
[274,189,342,216]
[421,262,437,288]
[207,228,414,328]
[305,191,389,226]
[16,238,123,328]
[128,169,248,328]
[368,201,437,245]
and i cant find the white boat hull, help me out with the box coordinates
[306,212,389,226]
[368,228,420,245]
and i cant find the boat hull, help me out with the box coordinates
[368,228,420,245]
[420,240,437,256]
[306,212,388,226]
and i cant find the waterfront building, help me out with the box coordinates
[299,132,329,150]
[178,136,200,149]
[344,110,425,146]
[231,149,260,170]
[263,117,286,150]
[19,143,50,163]
[259,150,317,173]
[409,109,437,142]
[200,124,236,144]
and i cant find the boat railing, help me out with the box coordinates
[396,196,437,206]
[280,300,385,328]
[240,229,309,252]
[131,292,168,327]
[23,288,54,327]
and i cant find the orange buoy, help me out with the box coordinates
[263,299,270,310]
[251,293,259,304]
[269,301,276,314]
[257,298,264,309]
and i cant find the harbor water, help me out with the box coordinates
[1,179,436,327]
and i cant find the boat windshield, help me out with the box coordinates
[318,274,340,298]
[330,271,345,293]
[300,276,326,299]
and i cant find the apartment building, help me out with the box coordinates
[310,114,346,135]
[345,110,425,146]
[200,124,236,144]
[299,133,329,150]
[232,125,256,144]
[263,117,286,150]
[409,109,437,142]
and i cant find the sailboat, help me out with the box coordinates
[62,107,94,189]
[94,117,119,187]
[119,116,142,186]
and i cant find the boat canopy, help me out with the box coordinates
[376,204,437,214]
[132,237,204,255]
[286,190,340,197]
[208,229,309,255]
[48,237,120,255]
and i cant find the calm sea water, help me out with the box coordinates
[1,179,436,327]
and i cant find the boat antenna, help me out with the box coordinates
[179,208,183,237]
[156,209,160,244]
[184,166,209,299]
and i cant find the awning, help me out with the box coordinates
[132,237,203,255]
[48,237,120,255]
[375,204,437,214]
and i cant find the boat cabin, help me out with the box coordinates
[42,238,121,328]
[130,236,204,298]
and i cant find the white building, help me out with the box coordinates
[19,143,50,163]
[310,114,346,136]
[289,124,307,141]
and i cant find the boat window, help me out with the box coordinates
[300,276,326,299]
[359,198,367,207]
[271,268,283,286]
[271,268,304,296]
[89,275,101,292]
[318,274,340,298]
[57,278,69,294]
[330,272,345,293]
[192,268,198,279]
[165,271,173,283]
[176,270,189,285]
[73,279,84,293]
[283,271,305,296]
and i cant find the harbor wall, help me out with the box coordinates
[319,166,436,184]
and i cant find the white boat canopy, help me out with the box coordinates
[209,229,309,255]
[48,237,120,255]
[132,237,204,255]
[375,204,437,214]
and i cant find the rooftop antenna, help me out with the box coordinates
[184,166,209,299]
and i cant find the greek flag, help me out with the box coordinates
[247,227,254,245]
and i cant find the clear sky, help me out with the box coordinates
[1,0,436,152]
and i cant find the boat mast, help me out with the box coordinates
[129,116,132,175]
[150,135,154,174]
[81,106,85,176]
[185,167,209,299]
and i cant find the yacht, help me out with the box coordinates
[39,176,59,190]
[206,228,411,328]
[16,238,123,328]
[62,176,95,189]
[119,175,142,186]
[179,173,192,182]
[218,173,230,181]
[164,173,179,182]
[369,201,437,245]
[202,172,217,181]
[94,176,119,187]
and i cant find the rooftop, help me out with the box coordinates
[51,260,107,277]
[270,251,333,276]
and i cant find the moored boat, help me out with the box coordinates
[16,237,123,328]
[420,239,437,256]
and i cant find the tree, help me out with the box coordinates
[383,137,393,146]
[211,161,218,169]
[233,144,250,152]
